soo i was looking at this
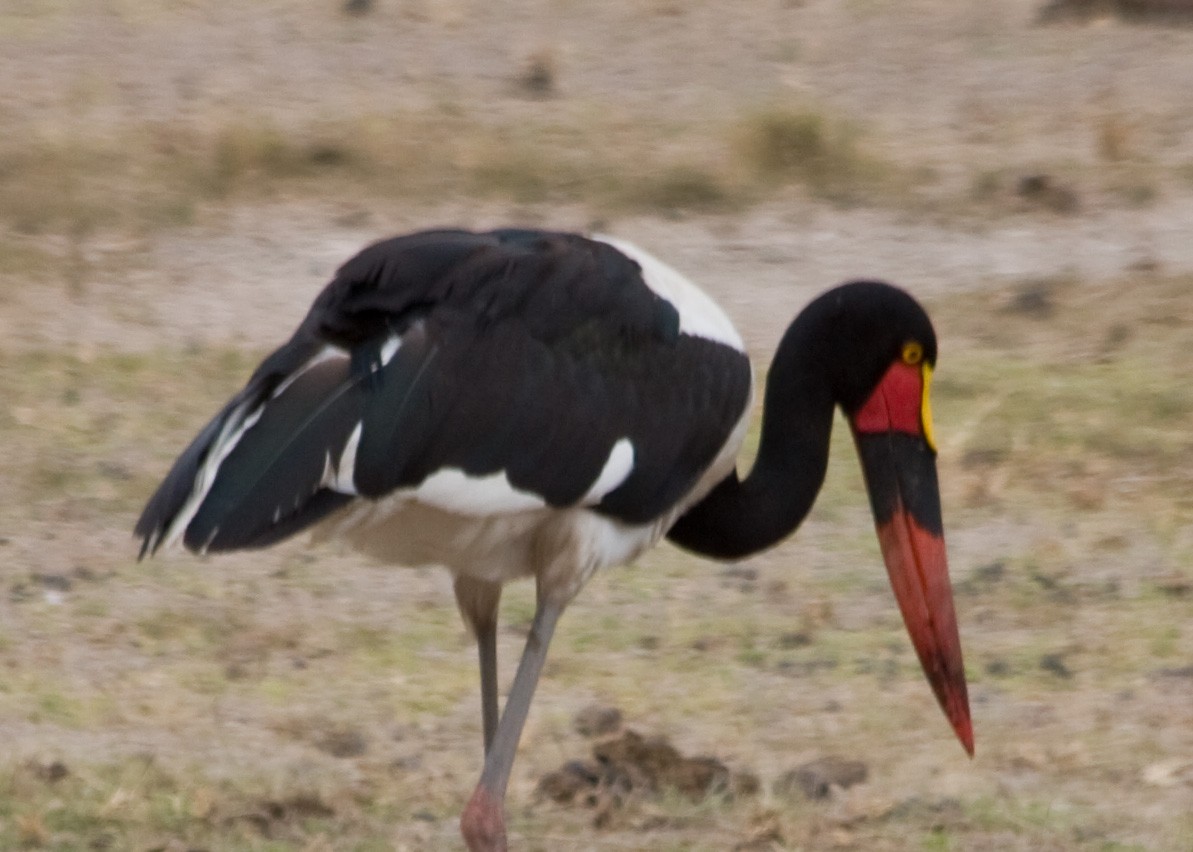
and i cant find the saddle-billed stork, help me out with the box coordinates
[136,228,972,851]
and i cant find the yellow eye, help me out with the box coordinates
[902,341,924,366]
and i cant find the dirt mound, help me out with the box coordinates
[537,728,759,821]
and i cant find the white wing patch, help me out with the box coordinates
[582,437,634,503]
[413,468,547,515]
[321,421,362,494]
[379,334,401,367]
[405,438,635,517]
[594,235,744,351]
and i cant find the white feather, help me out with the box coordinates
[322,421,363,493]
[379,334,401,366]
[161,400,263,551]
[412,468,547,516]
[582,438,634,503]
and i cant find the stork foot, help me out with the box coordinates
[461,784,507,852]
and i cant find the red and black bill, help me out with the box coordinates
[850,358,974,756]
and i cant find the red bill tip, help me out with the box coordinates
[876,507,973,757]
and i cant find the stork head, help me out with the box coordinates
[813,281,973,756]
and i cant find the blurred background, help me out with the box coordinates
[1,1,1191,849]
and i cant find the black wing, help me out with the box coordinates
[135,229,751,556]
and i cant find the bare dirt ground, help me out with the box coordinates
[2,1,1192,850]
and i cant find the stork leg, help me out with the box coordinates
[477,614,500,756]
[460,587,565,852]
[453,577,503,755]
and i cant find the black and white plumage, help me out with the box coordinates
[137,228,972,852]
[138,229,751,575]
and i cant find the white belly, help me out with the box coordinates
[318,498,667,599]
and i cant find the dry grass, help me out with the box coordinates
[0,104,908,240]
[734,107,893,203]
[3,105,1175,257]
[4,36,1187,257]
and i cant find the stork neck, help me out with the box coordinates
[666,319,835,560]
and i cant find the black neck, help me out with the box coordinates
[666,317,835,560]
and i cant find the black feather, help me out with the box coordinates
[187,355,364,551]
[135,400,235,558]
